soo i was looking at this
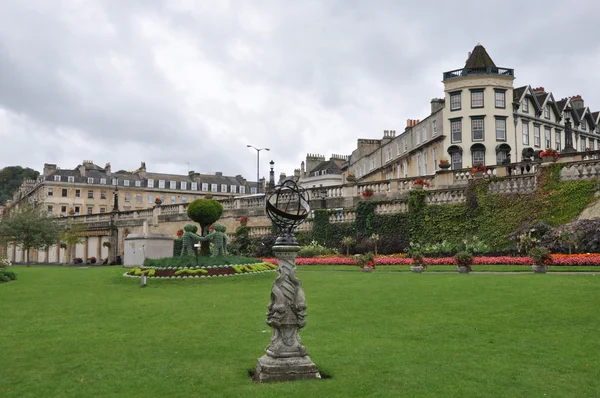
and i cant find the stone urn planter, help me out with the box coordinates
[362,266,373,273]
[456,266,471,274]
[531,264,548,273]
[346,175,356,182]
[541,156,556,163]
[410,265,424,273]
[472,171,484,179]
[413,184,423,190]
[439,162,451,170]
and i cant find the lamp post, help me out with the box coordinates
[247,145,270,193]
[562,105,576,153]
[112,177,119,212]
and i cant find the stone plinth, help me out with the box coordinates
[123,233,173,268]
[254,244,320,383]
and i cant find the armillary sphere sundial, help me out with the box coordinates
[254,178,321,383]
[265,178,310,246]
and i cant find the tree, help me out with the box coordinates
[0,204,59,266]
[0,166,40,205]
[59,223,85,264]
[186,198,223,256]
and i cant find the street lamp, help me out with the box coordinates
[112,177,119,212]
[562,105,576,153]
[247,145,270,194]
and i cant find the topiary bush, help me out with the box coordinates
[186,198,224,255]
[173,239,183,257]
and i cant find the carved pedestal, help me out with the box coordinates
[254,245,321,383]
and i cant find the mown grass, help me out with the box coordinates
[1,267,599,397]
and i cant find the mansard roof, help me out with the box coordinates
[309,159,342,175]
[465,44,497,69]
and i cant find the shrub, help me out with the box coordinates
[143,255,260,268]
[378,234,409,255]
[298,241,335,258]
[251,234,278,258]
[0,269,17,283]
[228,226,255,256]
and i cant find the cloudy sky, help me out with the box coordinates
[1,0,599,181]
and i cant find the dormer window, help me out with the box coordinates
[147,179,154,188]
[544,105,550,119]
[321,170,327,175]
[170,181,176,189]
[68,176,75,183]
[87,177,94,184]
[111,178,117,186]
[522,99,529,113]
[100,178,106,185]
[581,121,586,131]
[135,180,141,187]
[123,180,130,187]
[54,175,61,182]
[181,181,187,190]
[191,182,197,190]
[158,180,165,189]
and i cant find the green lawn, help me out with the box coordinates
[1,267,599,397]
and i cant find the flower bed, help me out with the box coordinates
[262,254,600,266]
[124,262,277,279]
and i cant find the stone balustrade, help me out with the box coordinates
[375,202,408,214]
[488,175,537,194]
[329,209,357,223]
[424,189,467,205]
[560,160,600,181]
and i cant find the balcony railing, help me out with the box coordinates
[443,67,514,81]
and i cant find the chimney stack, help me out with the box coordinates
[571,95,584,109]
[105,162,112,176]
[43,163,57,177]
[430,98,445,114]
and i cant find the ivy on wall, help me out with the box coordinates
[306,164,598,252]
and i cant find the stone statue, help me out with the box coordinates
[180,224,201,256]
[198,223,228,257]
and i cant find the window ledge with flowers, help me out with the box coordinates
[439,159,451,169]
[412,178,430,190]
[539,148,559,162]
[361,188,375,198]
[471,163,487,178]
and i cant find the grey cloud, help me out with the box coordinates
[0,0,599,179]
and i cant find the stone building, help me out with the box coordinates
[343,43,599,185]
[5,160,256,217]
[295,153,347,188]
